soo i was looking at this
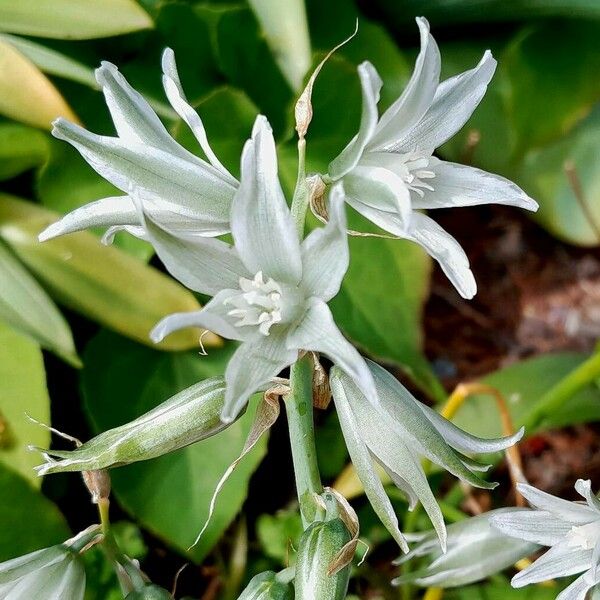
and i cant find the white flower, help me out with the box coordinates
[149,115,377,423]
[394,509,538,587]
[325,17,538,299]
[329,360,524,552]
[0,527,97,599]
[491,479,600,600]
[38,48,237,246]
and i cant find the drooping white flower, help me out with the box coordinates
[0,527,98,599]
[329,360,524,552]
[38,48,237,246]
[325,17,538,299]
[491,479,600,600]
[149,115,377,423]
[394,509,538,587]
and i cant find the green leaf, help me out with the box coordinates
[0,38,78,129]
[0,321,52,486]
[82,331,268,561]
[0,463,70,561]
[451,352,600,439]
[0,194,216,351]
[0,34,97,89]
[445,580,561,600]
[0,241,78,365]
[0,0,153,39]
[257,509,303,565]
[0,121,49,181]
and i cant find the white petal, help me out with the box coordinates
[52,119,234,231]
[392,50,496,154]
[222,332,296,422]
[490,509,575,546]
[38,196,137,241]
[342,164,412,226]
[516,483,597,524]
[575,479,600,514]
[286,297,377,403]
[330,370,409,552]
[161,48,237,185]
[412,158,538,212]
[512,541,591,587]
[0,547,64,583]
[151,289,250,343]
[328,61,383,179]
[96,60,193,162]
[231,116,302,284]
[300,185,349,301]
[51,557,86,600]
[557,572,596,600]
[367,17,440,152]
[138,203,248,296]
[405,212,476,300]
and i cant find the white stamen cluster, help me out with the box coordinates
[566,522,600,550]
[225,271,283,335]
[396,150,436,197]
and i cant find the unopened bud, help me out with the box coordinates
[33,377,231,475]
[82,469,111,503]
[238,570,293,600]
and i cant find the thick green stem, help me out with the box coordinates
[522,350,600,431]
[290,137,308,237]
[286,354,324,527]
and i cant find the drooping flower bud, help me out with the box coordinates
[33,378,231,475]
[238,570,294,600]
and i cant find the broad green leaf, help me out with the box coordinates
[0,34,97,89]
[451,352,600,439]
[0,121,49,181]
[36,141,153,261]
[0,241,78,365]
[0,463,69,561]
[257,509,303,565]
[174,86,259,179]
[0,194,217,351]
[82,331,268,561]
[248,0,311,92]
[0,39,78,129]
[518,107,600,247]
[0,0,153,39]
[0,321,51,486]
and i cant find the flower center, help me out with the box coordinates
[566,521,600,551]
[395,151,436,197]
[225,271,283,336]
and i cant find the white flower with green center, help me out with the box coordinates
[149,115,377,422]
[38,48,237,246]
[491,480,600,599]
[325,17,538,299]
[329,360,523,552]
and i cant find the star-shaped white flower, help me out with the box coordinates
[39,49,237,246]
[149,115,377,422]
[326,17,538,299]
[491,479,600,600]
[330,360,524,552]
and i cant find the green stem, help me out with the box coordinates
[285,354,324,527]
[522,350,600,431]
[290,137,308,237]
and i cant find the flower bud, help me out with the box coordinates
[238,570,294,599]
[295,508,351,600]
[33,378,230,475]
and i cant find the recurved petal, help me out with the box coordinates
[231,116,302,284]
[411,158,538,212]
[52,119,234,230]
[512,541,591,587]
[38,196,137,242]
[151,289,249,343]
[286,298,377,404]
[405,212,476,299]
[330,369,409,552]
[516,484,597,524]
[222,331,296,422]
[300,185,349,301]
[575,479,600,514]
[161,48,237,185]
[328,61,383,179]
[490,509,574,546]
[392,50,496,155]
[557,571,597,600]
[138,204,248,296]
[367,17,440,152]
